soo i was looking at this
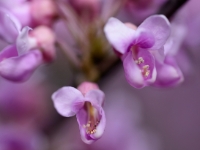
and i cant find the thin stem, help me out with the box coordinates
[157,0,189,19]
[56,39,81,69]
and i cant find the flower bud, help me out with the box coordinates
[68,0,101,21]
[77,81,99,96]
[30,25,56,62]
[125,22,137,30]
[30,0,57,26]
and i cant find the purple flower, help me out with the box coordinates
[0,10,45,82]
[153,56,184,87]
[0,0,31,27]
[0,75,50,122]
[67,0,101,22]
[123,0,167,24]
[153,24,185,87]
[52,82,106,144]
[0,125,48,150]
[104,15,171,88]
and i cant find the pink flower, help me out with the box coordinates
[29,25,56,62]
[0,125,47,150]
[0,10,42,81]
[0,0,32,27]
[52,82,106,144]
[67,0,101,22]
[153,23,185,87]
[30,0,57,27]
[122,0,167,24]
[0,10,55,81]
[104,15,171,88]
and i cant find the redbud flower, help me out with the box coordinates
[0,10,42,81]
[153,24,185,87]
[0,0,32,27]
[104,15,171,88]
[52,82,106,144]
[0,125,47,150]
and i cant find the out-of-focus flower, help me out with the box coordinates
[30,0,58,27]
[0,13,42,81]
[153,24,185,87]
[52,82,106,144]
[0,10,56,81]
[120,0,167,24]
[0,125,48,150]
[154,56,183,87]
[29,25,56,62]
[0,75,51,126]
[0,0,57,27]
[0,0,32,27]
[172,0,200,66]
[104,15,170,88]
[67,0,101,22]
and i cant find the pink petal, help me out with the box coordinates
[16,26,37,55]
[0,45,18,62]
[123,51,144,88]
[134,29,155,48]
[0,49,42,82]
[76,104,105,144]
[137,49,157,84]
[154,56,184,87]
[104,17,135,54]
[90,106,106,140]
[85,89,105,106]
[0,8,21,43]
[52,87,84,117]
[138,15,171,50]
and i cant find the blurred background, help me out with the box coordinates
[0,0,200,150]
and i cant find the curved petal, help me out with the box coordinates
[76,104,105,144]
[0,8,21,43]
[0,50,42,82]
[134,29,155,48]
[0,45,18,62]
[0,0,26,7]
[137,49,157,84]
[138,15,171,50]
[104,17,135,54]
[154,56,183,87]
[85,89,105,106]
[52,87,85,117]
[76,107,93,144]
[16,26,37,56]
[123,51,144,88]
[90,106,106,140]
[150,47,165,63]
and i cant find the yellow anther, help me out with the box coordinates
[143,65,149,69]
[138,57,144,63]
[144,70,150,77]
[142,65,150,77]
[135,57,144,64]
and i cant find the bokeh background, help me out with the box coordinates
[0,0,200,150]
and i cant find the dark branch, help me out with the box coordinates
[157,0,189,19]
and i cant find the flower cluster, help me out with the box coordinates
[52,82,106,144]
[0,2,56,82]
[0,0,195,148]
[104,15,183,88]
